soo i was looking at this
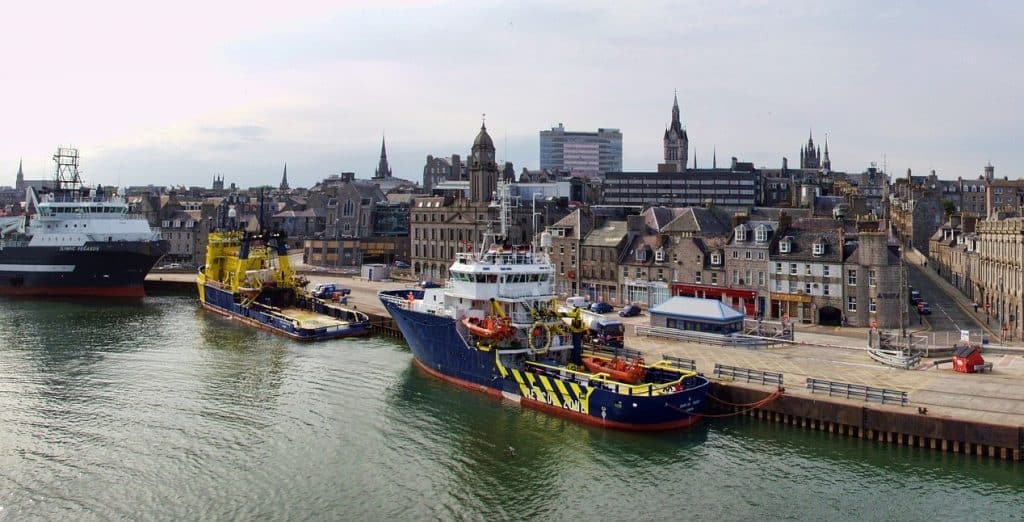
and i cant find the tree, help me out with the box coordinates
[942,198,957,216]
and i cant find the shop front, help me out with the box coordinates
[770,292,813,323]
[672,283,758,317]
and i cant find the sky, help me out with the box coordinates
[1,1,1022,189]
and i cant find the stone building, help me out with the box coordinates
[661,206,734,303]
[618,209,683,308]
[578,220,628,304]
[975,215,1024,339]
[890,169,944,254]
[546,208,595,297]
[422,154,464,193]
[724,213,781,317]
[768,217,846,325]
[845,223,903,329]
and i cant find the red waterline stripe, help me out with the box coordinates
[413,359,701,431]
[0,286,145,297]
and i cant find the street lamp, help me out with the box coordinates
[532,192,543,245]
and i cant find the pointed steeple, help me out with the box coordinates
[822,134,831,171]
[374,134,393,180]
[15,158,24,191]
[279,163,290,190]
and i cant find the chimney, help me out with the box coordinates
[778,211,792,233]
[731,212,749,228]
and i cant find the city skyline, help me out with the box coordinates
[2,1,1022,188]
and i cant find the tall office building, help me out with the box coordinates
[539,124,622,176]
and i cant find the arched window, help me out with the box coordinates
[343,200,355,217]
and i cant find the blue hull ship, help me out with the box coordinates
[378,183,707,430]
[381,290,708,430]
[198,230,369,342]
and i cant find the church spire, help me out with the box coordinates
[15,158,24,191]
[374,134,393,180]
[823,134,831,170]
[279,163,290,190]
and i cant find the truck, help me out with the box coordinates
[311,283,351,301]
[559,305,625,347]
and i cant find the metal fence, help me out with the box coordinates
[806,378,909,406]
[713,363,784,386]
[660,355,697,372]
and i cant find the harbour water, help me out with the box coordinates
[0,295,1020,520]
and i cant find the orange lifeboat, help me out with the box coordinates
[582,356,647,384]
[462,315,515,340]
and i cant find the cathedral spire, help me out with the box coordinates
[374,134,393,180]
[279,163,290,190]
[15,158,24,191]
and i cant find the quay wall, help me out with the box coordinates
[711,382,1023,461]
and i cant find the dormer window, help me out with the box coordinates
[635,248,647,262]
[813,241,825,256]
[734,225,746,242]
[710,252,722,265]
[655,247,665,263]
[779,238,792,254]
[755,225,770,243]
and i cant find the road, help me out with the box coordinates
[905,261,985,333]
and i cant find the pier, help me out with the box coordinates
[146,270,1024,460]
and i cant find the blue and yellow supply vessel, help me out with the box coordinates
[379,184,708,430]
[198,230,369,341]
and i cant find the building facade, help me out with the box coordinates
[539,124,622,176]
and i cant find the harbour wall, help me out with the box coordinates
[710,382,1022,461]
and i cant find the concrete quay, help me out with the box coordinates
[147,270,1024,460]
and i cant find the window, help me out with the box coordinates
[758,271,765,286]
[804,283,812,294]
[635,268,642,278]
[774,279,782,291]
[735,226,746,242]
[804,264,811,275]
[868,270,877,287]
[847,270,857,285]
[623,268,628,277]
[869,298,877,313]
[789,263,797,275]
[635,248,647,262]
[756,225,769,242]
[823,284,830,296]
[732,250,738,259]
[733,271,739,284]
[758,252,765,260]
[710,253,721,265]
[779,238,791,253]
[695,271,702,284]
[343,200,355,217]
[775,262,782,274]
[711,272,718,285]
[813,242,825,256]
[847,297,857,312]
[823,265,830,277]
[655,248,665,262]
[745,251,751,260]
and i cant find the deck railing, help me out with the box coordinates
[713,363,784,386]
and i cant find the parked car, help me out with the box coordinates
[917,301,932,315]
[393,260,410,269]
[618,304,641,317]
[910,290,922,304]
[566,296,588,308]
[420,280,441,289]
[590,301,613,314]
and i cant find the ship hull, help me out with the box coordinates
[0,240,168,297]
[381,291,708,430]
[200,283,370,342]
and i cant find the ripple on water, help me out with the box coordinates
[0,296,1022,520]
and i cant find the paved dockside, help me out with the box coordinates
[147,270,1024,428]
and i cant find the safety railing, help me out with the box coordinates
[660,355,697,372]
[713,364,784,386]
[806,378,909,406]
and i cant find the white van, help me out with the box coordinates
[566,296,588,309]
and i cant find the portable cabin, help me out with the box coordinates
[649,296,745,335]
[952,343,984,373]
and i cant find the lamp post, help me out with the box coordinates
[532,192,543,244]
